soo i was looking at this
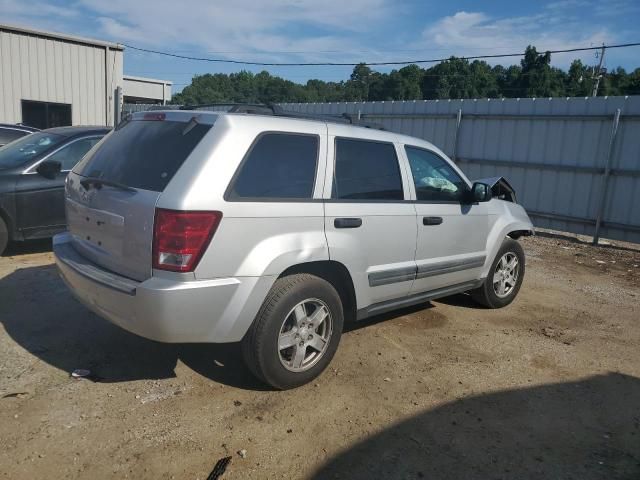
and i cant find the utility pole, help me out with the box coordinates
[591,44,606,97]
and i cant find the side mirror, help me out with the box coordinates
[36,160,62,179]
[467,182,492,203]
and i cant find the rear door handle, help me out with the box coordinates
[334,217,362,229]
[423,216,443,226]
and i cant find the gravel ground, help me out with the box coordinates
[0,234,638,480]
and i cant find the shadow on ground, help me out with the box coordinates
[2,239,52,257]
[0,264,456,391]
[311,373,640,480]
[0,264,266,390]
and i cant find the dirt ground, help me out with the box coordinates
[0,233,639,480]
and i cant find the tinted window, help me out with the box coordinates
[228,133,318,199]
[47,137,103,170]
[75,120,211,192]
[332,138,403,200]
[0,128,29,146]
[0,131,66,170]
[405,146,467,202]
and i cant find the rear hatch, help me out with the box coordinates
[66,112,214,281]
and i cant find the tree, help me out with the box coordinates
[170,47,640,105]
[565,60,592,97]
[515,45,565,97]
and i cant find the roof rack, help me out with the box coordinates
[178,103,385,130]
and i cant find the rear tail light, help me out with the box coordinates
[153,209,222,272]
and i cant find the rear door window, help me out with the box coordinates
[0,128,29,146]
[332,138,403,200]
[227,133,319,200]
[74,120,212,192]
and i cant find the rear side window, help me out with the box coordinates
[332,138,403,200]
[74,120,211,192]
[227,133,319,200]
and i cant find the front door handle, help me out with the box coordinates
[334,217,362,229]
[423,216,443,226]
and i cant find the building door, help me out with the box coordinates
[21,100,72,129]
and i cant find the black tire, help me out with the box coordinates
[242,273,344,390]
[471,238,525,309]
[0,217,8,256]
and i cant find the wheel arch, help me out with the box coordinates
[279,260,357,323]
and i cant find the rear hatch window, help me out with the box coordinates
[74,118,212,192]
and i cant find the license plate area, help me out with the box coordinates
[67,198,125,254]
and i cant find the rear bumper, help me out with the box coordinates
[53,233,273,343]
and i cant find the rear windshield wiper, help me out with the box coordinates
[80,177,136,192]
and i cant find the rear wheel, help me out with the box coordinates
[471,238,525,308]
[0,217,8,256]
[242,274,344,390]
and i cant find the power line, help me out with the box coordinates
[121,42,640,67]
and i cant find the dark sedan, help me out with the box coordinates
[0,126,110,254]
[0,124,40,147]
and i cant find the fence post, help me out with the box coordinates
[113,86,123,128]
[452,108,462,162]
[592,108,621,245]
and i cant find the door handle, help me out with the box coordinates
[334,217,362,229]
[423,216,443,226]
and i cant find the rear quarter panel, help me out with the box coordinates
[159,115,329,280]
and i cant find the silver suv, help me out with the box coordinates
[54,109,533,389]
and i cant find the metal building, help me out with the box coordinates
[0,23,171,128]
[123,75,172,105]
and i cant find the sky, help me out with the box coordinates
[2,0,639,94]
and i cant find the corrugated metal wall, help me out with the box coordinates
[0,27,123,126]
[123,97,640,243]
[280,97,640,244]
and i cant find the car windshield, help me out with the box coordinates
[0,131,66,170]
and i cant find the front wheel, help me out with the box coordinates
[471,238,525,308]
[241,274,344,390]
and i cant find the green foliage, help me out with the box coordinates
[171,45,640,105]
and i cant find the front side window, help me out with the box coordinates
[228,133,319,200]
[46,137,103,171]
[0,131,66,170]
[332,138,403,200]
[405,146,467,202]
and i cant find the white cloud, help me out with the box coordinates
[0,0,80,18]
[77,0,392,62]
[422,9,615,67]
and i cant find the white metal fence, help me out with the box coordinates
[124,96,640,244]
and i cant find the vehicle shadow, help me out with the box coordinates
[311,372,640,480]
[434,292,485,309]
[0,264,268,390]
[0,264,479,390]
[2,238,52,256]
